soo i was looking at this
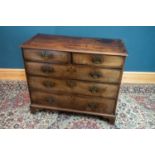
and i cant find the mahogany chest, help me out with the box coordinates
[21,34,127,124]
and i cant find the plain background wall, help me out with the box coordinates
[0,26,155,71]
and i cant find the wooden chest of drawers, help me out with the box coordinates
[21,34,127,124]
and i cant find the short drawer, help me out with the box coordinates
[73,53,124,68]
[23,49,70,63]
[28,76,119,98]
[31,91,116,114]
[26,62,122,83]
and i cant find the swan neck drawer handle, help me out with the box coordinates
[45,97,55,104]
[89,71,102,79]
[43,81,55,88]
[89,86,99,93]
[87,103,98,110]
[66,80,76,88]
[40,51,52,58]
[91,55,103,64]
[41,66,54,73]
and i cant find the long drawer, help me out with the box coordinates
[28,76,119,98]
[31,91,116,114]
[23,49,70,64]
[25,62,122,83]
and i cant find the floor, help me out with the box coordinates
[0,80,155,129]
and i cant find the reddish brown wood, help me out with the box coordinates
[108,117,116,124]
[30,103,116,118]
[21,34,128,125]
[30,106,39,113]
[31,91,116,114]
[28,76,119,98]
[25,62,122,83]
[21,34,128,56]
[73,53,124,68]
[23,49,71,64]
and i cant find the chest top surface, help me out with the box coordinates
[21,34,128,56]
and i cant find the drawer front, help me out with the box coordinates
[23,49,70,63]
[73,53,124,68]
[28,76,119,98]
[31,91,116,114]
[26,62,121,83]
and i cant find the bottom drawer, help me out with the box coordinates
[31,91,116,114]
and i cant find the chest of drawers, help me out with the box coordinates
[21,34,127,124]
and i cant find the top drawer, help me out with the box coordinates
[73,53,124,68]
[23,49,70,64]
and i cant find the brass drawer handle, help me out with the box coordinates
[66,80,76,88]
[40,51,52,58]
[87,103,98,110]
[43,81,55,88]
[89,71,102,79]
[41,65,54,74]
[89,86,99,93]
[91,55,103,64]
[45,97,55,104]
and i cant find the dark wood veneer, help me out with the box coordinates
[22,34,127,124]
[25,62,122,83]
